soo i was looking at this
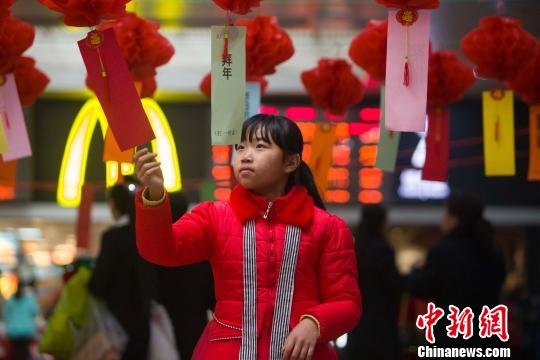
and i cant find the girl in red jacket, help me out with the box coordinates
[134,114,361,360]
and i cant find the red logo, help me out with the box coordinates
[479,305,509,342]
[446,305,474,340]
[416,302,445,344]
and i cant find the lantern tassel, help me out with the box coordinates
[404,57,410,87]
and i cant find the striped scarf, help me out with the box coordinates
[239,220,302,360]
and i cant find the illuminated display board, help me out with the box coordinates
[211,105,384,204]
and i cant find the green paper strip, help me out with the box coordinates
[375,86,401,172]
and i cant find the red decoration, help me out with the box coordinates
[85,13,174,98]
[461,16,538,81]
[422,107,450,181]
[236,16,294,77]
[13,56,50,106]
[396,9,419,26]
[301,58,365,116]
[0,0,15,19]
[199,72,268,98]
[0,15,35,75]
[349,20,388,81]
[376,0,439,9]
[37,0,129,27]
[98,13,174,81]
[212,0,262,15]
[508,41,540,105]
[427,51,475,107]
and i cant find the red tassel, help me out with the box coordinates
[403,57,410,86]
[388,130,394,139]
[222,32,229,62]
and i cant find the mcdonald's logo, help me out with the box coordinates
[57,97,181,207]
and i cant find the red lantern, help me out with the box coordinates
[212,0,262,15]
[376,0,439,9]
[0,15,34,75]
[13,56,50,106]
[0,0,15,19]
[301,58,365,116]
[508,41,540,105]
[461,16,538,81]
[98,13,175,80]
[427,51,475,107]
[236,16,294,77]
[138,74,157,99]
[349,20,388,81]
[37,0,129,27]
[199,72,268,98]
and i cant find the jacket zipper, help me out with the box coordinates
[262,201,273,219]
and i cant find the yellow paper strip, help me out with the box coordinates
[0,115,9,154]
[308,123,336,198]
[482,90,515,176]
[528,104,540,181]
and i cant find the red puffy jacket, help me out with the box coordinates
[136,185,362,359]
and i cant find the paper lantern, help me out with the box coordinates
[0,15,34,75]
[461,16,538,81]
[349,20,388,81]
[212,0,262,15]
[301,58,365,116]
[37,0,129,27]
[13,56,50,106]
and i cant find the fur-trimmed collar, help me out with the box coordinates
[229,185,314,229]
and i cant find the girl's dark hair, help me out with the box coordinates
[240,114,325,210]
[445,193,495,254]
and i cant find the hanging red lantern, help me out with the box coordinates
[0,15,34,75]
[349,20,388,82]
[461,16,538,81]
[85,13,174,98]
[98,13,174,80]
[12,56,50,106]
[212,0,262,15]
[199,72,268,98]
[235,16,294,77]
[427,51,475,107]
[508,41,540,105]
[0,0,15,19]
[301,58,365,116]
[376,0,439,9]
[37,0,129,27]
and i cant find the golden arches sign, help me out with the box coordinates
[57,97,181,207]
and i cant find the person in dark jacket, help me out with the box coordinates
[406,193,506,347]
[89,184,155,360]
[155,192,215,359]
[347,204,402,360]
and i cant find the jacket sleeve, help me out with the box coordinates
[303,216,362,342]
[135,190,214,266]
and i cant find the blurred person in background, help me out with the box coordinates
[155,192,215,359]
[4,276,39,360]
[89,184,155,360]
[405,193,506,347]
[347,204,402,360]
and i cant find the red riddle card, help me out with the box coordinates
[78,28,154,151]
[422,107,450,181]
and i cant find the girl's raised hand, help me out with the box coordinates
[133,148,164,200]
[282,318,319,360]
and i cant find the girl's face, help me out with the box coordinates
[234,130,299,195]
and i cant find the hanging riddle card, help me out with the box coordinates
[308,123,336,198]
[528,105,540,181]
[211,25,246,145]
[78,28,155,151]
[422,107,450,181]
[0,74,32,161]
[375,86,401,172]
[482,90,515,176]
[103,128,134,163]
[385,9,430,132]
